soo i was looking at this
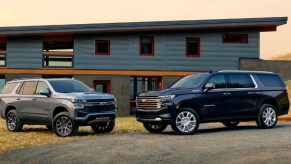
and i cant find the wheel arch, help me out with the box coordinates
[5,105,17,117]
[176,100,202,118]
[259,97,279,112]
[52,106,69,118]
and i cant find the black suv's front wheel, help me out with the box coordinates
[143,123,167,133]
[52,112,79,137]
[256,104,278,129]
[171,107,200,135]
[91,120,115,133]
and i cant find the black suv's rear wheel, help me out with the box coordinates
[6,109,23,132]
[52,112,79,137]
[171,107,200,135]
[256,104,278,129]
[143,123,167,133]
[91,120,115,133]
[222,121,240,128]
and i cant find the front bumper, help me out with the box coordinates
[74,111,116,125]
[136,106,174,124]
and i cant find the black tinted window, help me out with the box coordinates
[35,81,50,95]
[19,81,36,95]
[2,83,18,94]
[207,75,227,89]
[257,74,285,87]
[171,74,208,88]
[226,74,255,88]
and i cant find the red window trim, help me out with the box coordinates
[186,37,200,57]
[222,34,248,43]
[94,80,111,93]
[95,40,110,55]
[139,36,154,56]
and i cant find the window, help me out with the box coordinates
[222,34,248,43]
[171,74,208,89]
[94,80,110,93]
[0,38,6,66]
[140,36,154,56]
[49,80,91,93]
[95,40,110,55]
[0,54,5,66]
[257,74,285,87]
[226,74,255,88]
[35,81,50,95]
[186,37,200,57]
[18,81,36,95]
[206,75,227,89]
[43,55,73,68]
[2,82,18,94]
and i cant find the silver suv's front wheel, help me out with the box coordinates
[52,112,79,137]
[171,107,200,135]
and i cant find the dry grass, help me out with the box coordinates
[271,52,291,60]
[0,117,145,154]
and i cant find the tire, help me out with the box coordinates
[171,107,200,135]
[91,120,115,133]
[46,125,52,130]
[143,123,167,133]
[256,104,278,129]
[222,121,240,128]
[52,112,78,137]
[6,109,23,132]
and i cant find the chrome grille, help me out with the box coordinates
[136,96,161,109]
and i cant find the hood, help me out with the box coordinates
[54,92,115,100]
[138,87,201,97]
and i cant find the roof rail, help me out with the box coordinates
[218,70,274,73]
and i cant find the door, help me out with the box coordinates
[222,74,257,117]
[94,80,110,93]
[202,75,227,119]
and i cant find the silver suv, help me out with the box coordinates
[0,78,117,137]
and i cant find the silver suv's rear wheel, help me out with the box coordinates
[256,104,277,129]
[171,107,200,135]
[52,112,79,137]
[6,109,23,132]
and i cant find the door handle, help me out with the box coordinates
[248,92,255,95]
[223,92,231,96]
[17,98,21,100]
[32,98,37,101]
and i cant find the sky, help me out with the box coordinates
[0,0,290,59]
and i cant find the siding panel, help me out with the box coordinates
[7,36,42,68]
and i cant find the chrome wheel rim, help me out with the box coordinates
[176,111,196,133]
[262,107,276,126]
[7,113,16,130]
[56,116,73,136]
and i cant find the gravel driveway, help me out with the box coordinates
[1,122,291,164]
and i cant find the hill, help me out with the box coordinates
[271,52,291,60]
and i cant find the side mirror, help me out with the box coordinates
[90,88,95,92]
[40,88,51,97]
[204,83,215,92]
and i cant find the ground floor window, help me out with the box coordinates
[0,75,5,92]
[94,80,110,93]
[130,77,162,114]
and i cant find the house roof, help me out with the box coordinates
[0,17,287,36]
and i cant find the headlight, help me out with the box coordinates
[114,98,118,108]
[71,99,86,109]
[159,95,175,103]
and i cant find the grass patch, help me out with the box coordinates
[0,117,145,154]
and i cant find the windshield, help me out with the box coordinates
[49,80,91,93]
[171,73,209,88]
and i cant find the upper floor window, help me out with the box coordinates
[140,36,154,56]
[186,37,200,57]
[0,38,6,67]
[95,40,110,55]
[43,55,73,68]
[222,34,248,43]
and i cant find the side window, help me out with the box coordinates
[35,81,50,95]
[18,81,36,95]
[1,83,18,94]
[226,74,255,88]
[256,74,285,87]
[206,75,227,89]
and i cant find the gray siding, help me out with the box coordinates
[6,37,42,68]
[74,29,259,71]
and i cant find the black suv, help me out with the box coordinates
[136,71,290,135]
[0,78,117,137]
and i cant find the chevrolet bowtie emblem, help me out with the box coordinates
[141,99,146,102]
